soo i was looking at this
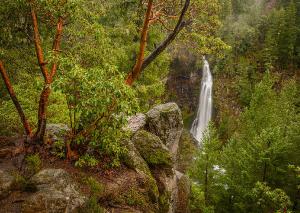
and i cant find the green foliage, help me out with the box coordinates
[75,154,99,168]
[121,187,147,207]
[83,176,104,197]
[52,140,65,158]
[264,1,298,68]
[251,182,291,212]
[184,0,230,58]
[189,125,224,212]
[79,176,104,212]
[25,154,42,175]
[158,191,171,213]
[192,73,300,212]
[0,75,69,136]
[190,184,215,213]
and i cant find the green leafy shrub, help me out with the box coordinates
[56,57,139,166]
[52,140,66,158]
[251,182,291,212]
[0,75,69,136]
[25,154,42,175]
[75,154,99,168]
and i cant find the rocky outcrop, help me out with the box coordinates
[146,103,183,159]
[122,139,159,203]
[0,103,190,213]
[175,171,190,213]
[125,103,190,213]
[22,169,87,213]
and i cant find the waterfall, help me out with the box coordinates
[190,58,213,144]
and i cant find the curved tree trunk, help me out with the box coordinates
[125,0,153,85]
[0,61,33,137]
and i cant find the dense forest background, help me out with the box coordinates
[187,0,300,212]
[0,0,299,212]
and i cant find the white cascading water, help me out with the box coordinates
[190,57,213,144]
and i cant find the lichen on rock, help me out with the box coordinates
[146,103,183,159]
[22,169,87,213]
[132,130,173,167]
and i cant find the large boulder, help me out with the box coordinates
[146,103,183,158]
[0,170,14,199]
[22,169,86,213]
[132,130,172,167]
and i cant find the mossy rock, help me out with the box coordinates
[132,130,172,167]
[122,139,159,203]
[145,103,183,159]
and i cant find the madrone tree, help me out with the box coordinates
[0,0,71,142]
[125,0,228,85]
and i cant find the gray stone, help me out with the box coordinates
[0,170,14,199]
[22,169,86,213]
[146,103,183,158]
[125,113,146,134]
[46,124,70,142]
[152,168,176,213]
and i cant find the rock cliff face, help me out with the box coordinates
[166,51,201,114]
[0,102,191,213]
[124,102,190,213]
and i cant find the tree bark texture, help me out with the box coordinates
[0,61,33,137]
[31,5,64,142]
[125,0,153,85]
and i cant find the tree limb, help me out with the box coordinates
[50,16,64,80]
[0,61,33,137]
[30,6,50,83]
[141,0,190,71]
[125,0,154,85]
